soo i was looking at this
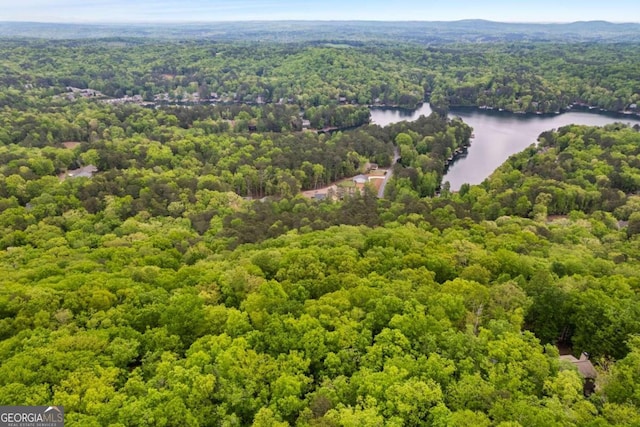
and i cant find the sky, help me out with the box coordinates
[2,0,639,23]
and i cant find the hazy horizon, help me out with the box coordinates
[3,19,640,25]
[2,0,639,24]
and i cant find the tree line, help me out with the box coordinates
[2,40,640,112]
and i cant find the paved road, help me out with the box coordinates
[377,146,400,198]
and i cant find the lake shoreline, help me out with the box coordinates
[449,104,640,121]
[371,103,640,191]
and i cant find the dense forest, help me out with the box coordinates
[2,120,640,425]
[2,20,640,43]
[2,39,640,113]
[1,28,640,426]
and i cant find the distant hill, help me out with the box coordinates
[1,20,639,43]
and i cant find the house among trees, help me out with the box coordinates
[61,141,81,150]
[64,165,98,179]
[66,87,103,98]
[352,174,369,190]
[560,352,598,396]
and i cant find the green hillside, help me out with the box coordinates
[1,34,640,426]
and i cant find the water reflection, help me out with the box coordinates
[371,104,640,190]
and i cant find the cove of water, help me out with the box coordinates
[370,105,640,191]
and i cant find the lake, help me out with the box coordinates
[370,104,435,127]
[370,105,640,191]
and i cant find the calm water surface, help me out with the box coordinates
[370,104,434,127]
[370,105,640,190]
